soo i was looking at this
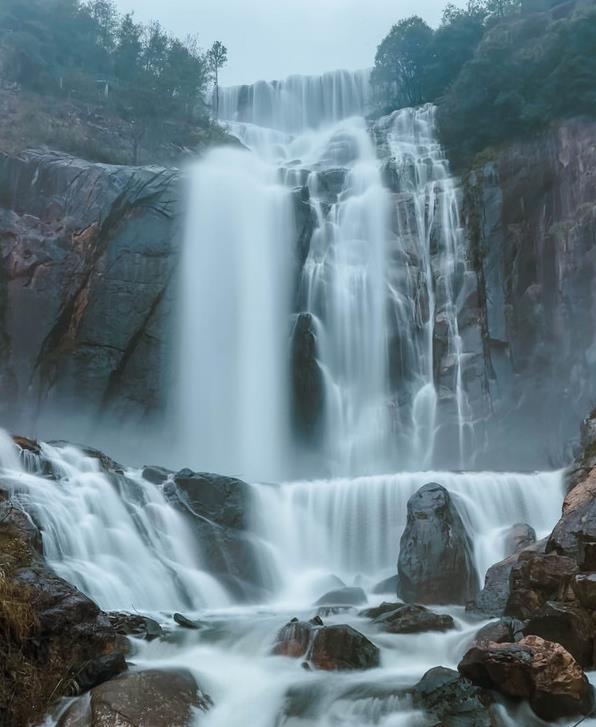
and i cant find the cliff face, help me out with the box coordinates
[0,150,180,445]
[0,118,594,468]
[464,119,596,467]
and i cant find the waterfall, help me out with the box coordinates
[218,68,371,133]
[0,439,228,612]
[176,147,293,482]
[249,470,563,603]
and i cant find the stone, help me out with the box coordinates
[522,601,593,667]
[108,612,163,641]
[371,574,399,595]
[173,612,201,630]
[470,539,546,617]
[314,586,367,607]
[572,572,596,610]
[59,669,212,726]
[411,666,494,726]
[458,635,594,721]
[474,617,525,645]
[505,550,578,619]
[371,604,455,635]
[272,618,379,671]
[359,601,403,620]
[398,482,478,605]
[504,523,536,556]
[74,652,127,693]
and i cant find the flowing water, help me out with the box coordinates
[0,69,576,725]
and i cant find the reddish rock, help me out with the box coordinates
[458,635,594,721]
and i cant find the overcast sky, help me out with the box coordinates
[114,0,456,86]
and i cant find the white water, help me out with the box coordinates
[218,68,371,133]
[176,147,293,482]
[0,68,575,726]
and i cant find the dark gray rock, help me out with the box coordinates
[522,601,593,667]
[291,313,325,445]
[371,574,399,595]
[411,666,494,726]
[314,586,367,607]
[372,604,455,635]
[398,483,478,605]
[108,612,163,641]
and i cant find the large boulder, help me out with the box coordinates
[272,618,379,671]
[474,617,524,645]
[522,601,593,667]
[505,550,578,619]
[58,669,211,726]
[458,635,594,721]
[411,666,495,726]
[164,470,267,599]
[398,483,478,605]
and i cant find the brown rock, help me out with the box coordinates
[458,635,594,721]
[59,669,212,726]
[371,604,454,635]
[474,617,524,645]
[504,523,536,557]
[505,550,577,619]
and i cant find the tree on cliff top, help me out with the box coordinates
[371,17,434,108]
[208,40,228,117]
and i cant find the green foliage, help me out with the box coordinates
[0,0,219,132]
[207,40,228,117]
[437,1,596,162]
[371,17,434,108]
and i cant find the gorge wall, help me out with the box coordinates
[0,117,594,469]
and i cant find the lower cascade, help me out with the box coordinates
[0,432,579,726]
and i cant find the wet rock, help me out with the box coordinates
[504,523,536,556]
[164,470,266,599]
[474,617,524,645]
[314,586,367,607]
[371,574,399,595]
[309,624,380,671]
[108,612,163,641]
[470,539,546,617]
[291,312,325,444]
[74,652,127,693]
[359,601,404,620]
[505,550,578,619]
[142,465,172,485]
[59,669,212,726]
[398,482,478,605]
[522,601,593,667]
[411,666,494,726]
[572,572,596,610]
[272,618,380,671]
[173,612,201,630]
[458,634,594,721]
[371,604,454,634]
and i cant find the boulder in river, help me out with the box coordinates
[371,574,399,595]
[398,482,478,605]
[59,669,212,726]
[474,617,524,645]
[272,618,380,671]
[458,634,594,721]
[314,586,367,607]
[364,603,454,634]
[411,666,495,726]
[108,612,163,641]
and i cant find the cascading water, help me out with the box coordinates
[4,68,575,727]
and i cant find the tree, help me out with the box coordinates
[113,12,143,82]
[207,40,227,117]
[371,17,434,108]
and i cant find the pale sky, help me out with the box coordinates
[114,0,456,86]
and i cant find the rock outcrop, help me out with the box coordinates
[458,635,594,721]
[398,483,478,605]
